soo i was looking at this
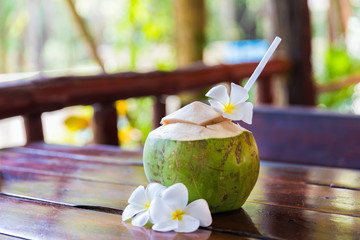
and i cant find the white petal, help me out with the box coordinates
[122,204,145,222]
[230,82,249,104]
[128,185,147,208]
[149,197,173,224]
[161,183,188,210]
[131,210,150,227]
[185,199,212,227]
[152,220,178,232]
[208,100,225,114]
[175,215,200,233]
[145,183,166,201]
[222,110,244,121]
[205,85,229,105]
[235,102,253,124]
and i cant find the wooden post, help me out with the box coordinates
[257,76,273,104]
[269,0,316,105]
[153,96,166,129]
[93,102,119,146]
[23,113,44,143]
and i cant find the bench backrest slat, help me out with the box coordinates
[244,107,360,169]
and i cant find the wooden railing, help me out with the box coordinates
[0,59,291,146]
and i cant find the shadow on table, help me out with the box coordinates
[211,208,261,237]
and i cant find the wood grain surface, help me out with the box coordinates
[0,142,359,240]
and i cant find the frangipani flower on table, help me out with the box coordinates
[122,183,166,227]
[206,82,253,124]
[150,183,212,233]
[123,182,212,233]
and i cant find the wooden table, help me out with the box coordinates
[0,142,359,240]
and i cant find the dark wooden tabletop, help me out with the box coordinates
[0,142,359,240]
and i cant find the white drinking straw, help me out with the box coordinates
[244,36,282,91]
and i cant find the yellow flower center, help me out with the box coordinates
[145,203,150,210]
[172,209,185,221]
[223,103,235,114]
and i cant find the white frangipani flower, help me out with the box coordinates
[205,83,253,124]
[149,183,212,233]
[122,183,166,227]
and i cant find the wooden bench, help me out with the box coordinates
[245,106,360,169]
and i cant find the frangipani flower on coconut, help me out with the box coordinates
[122,183,166,227]
[206,82,253,124]
[150,183,212,233]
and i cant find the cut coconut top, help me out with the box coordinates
[149,120,246,141]
[151,101,247,141]
[161,101,225,126]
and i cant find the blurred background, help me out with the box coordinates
[0,0,359,149]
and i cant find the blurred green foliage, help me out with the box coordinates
[310,2,360,112]
[317,47,360,111]
[127,97,153,143]
[119,0,175,71]
[325,48,352,81]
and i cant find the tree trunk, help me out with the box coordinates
[0,37,7,73]
[27,0,45,71]
[174,0,206,67]
[328,0,352,45]
[65,0,105,71]
[269,0,316,106]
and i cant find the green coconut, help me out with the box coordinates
[143,101,259,213]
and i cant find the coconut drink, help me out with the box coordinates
[143,101,259,213]
[143,36,281,214]
[122,37,281,232]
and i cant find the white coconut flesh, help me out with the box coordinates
[150,101,246,141]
